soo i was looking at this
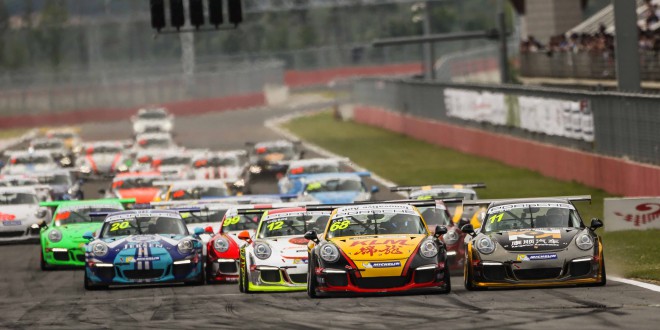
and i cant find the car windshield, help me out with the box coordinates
[417,206,451,226]
[258,213,329,238]
[412,191,476,200]
[55,206,122,225]
[38,174,72,186]
[169,186,229,200]
[257,145,294,159]
[100,215,187,237]
[222,212,263,232]
[50,132,74,139]
[0,178,38,187]
[181,210,227,225]
[33,141,64,149]
[138,138,170,149]
[0,192,38,205]
[89,146,121,154]
[305,178,363,193]
[139,111,167,119]
[12,156,52,165]
[208,156,238,167]
[288,164,339,175]
[483,203,583,233]
[113,177,157,189]
[159,156,191,166]
[326,210,426,238]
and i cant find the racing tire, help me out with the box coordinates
[240,258,251,294]
[307,255,319,299]
[40,250,52,271]
[589,257,607,287]
[438,269,451,294]
[84,272,107,291]
[186,268,205,286]
[464,255,485,291]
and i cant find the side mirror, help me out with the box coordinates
[299,150,306,159]
[82,231,94,241]
[590,218,603,230]
[38,220,47,229]
[434,225,448,237]
[237,230,251,241]
[193,227,204,236]
[370,185,380,193]
[204,226,214,234]
[303,230,319,243]
[461,224,475,237]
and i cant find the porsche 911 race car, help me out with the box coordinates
[391,183,487,228]
[83,209,205,290]
[246,140,303,179]
[461,195,606,290]
[0,187,51,242]
[34,170,84,201]
[105,171,164,204]
[277,158,347,194]
[1,150,59,175]
[128,149,163,172]
[191,151,248,192]
[38,198,133,269]
[44,128,82,152]
[150,151,196,180]
[0,175,52,202]
[29,138,74,167]
[237,207,331,292]
[76,141,129,179]
[155,179,232,201]
[131,107,174,135]
[292,172,379,204]
[304,202,450,297]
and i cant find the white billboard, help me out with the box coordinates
[603,197,660,231]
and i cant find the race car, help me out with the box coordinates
[38,198,133,270]
[245,140,303,179]
[277,158,346,194]
[128,149,163,172]
[104,171,164,203]
[0,175,53,202]
[44,128,82,152]
[83,209,205,290]
[1,150,59,175]
[391,183,487,228]
[76,141,129,179]
[34,170,84,201]
[237,207,332,292]
[461,195,606,290]
[131,107,174,135]
[150,151,196,180]
[191,151,248,192]
[0,187,51,242]
[292,172,379,204]
[304,203,450,297]
[29,138,74,167]
[133,133,177,151]
[155,179,232,201]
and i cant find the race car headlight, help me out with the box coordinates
[91,242,108,257]
[117,164,128,172]
[254,243,272,260]
[80,165,91,174]
[213,238,230,253]
[48,229,62,243]
[163,122,173,130]
[36,209,48,218]
[442,230,460,245]
[575,234,594,250]
[476,237,496,254]
[419,239,438,258]
[319,244,340,263]
[177,239,194,254]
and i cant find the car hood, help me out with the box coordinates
[94,234,191,263]
[0,204,38,221]
[488,228,580,252]
[52,223,102,245]
[258,235,308,258]
[310,191,362,204]
[116,188,161,204]
[87,154,122,173]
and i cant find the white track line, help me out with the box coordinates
[266,110,660,294]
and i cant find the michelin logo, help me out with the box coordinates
[517,253,558,261]
[363,261,401,268]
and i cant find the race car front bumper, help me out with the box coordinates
[247,264,307,292]
[85,256,203,285]
[207,258,240,283]
[43,246,86,267]
[0,223,40,242]
[316,263,448,293]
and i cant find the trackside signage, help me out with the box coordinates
[604,197,660,231]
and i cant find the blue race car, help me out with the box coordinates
[292,172,379,204]
[83,209,205,290]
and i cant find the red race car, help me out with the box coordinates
[104,171,164,204]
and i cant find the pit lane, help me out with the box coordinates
[0,104,658,329]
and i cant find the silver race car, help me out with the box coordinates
[131,107,174,135]
[76,141,129,179]
[1,150,59,175]
[0,187,51,242]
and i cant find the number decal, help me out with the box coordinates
[267,221,284,231]
[224,216,240,226]
[329,220,350,231]
[488,213,504,224]
[110,221,130,231]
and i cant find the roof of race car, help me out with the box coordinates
[31,138,65,145]
[114,171,162,179]
[0,186,40,194]
[410,187,477,197]
[287,158,344,167]
[334,203,417,215]
[84,140,123,147]
[138,107,168,114]
[254,140,294,148]
[297,172,364,181]
[265,207,307,215]
[168,180,229,189]
[136,132,172,139]
[55,199,125,211]
[7,150,53,157]
[103,209,181,222]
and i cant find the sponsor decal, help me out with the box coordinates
[289,237,308,245]
[363,261,401,268]
[0,213,16,221]
[614,203,660,227]
[126,256,160,263]
[354,245,404,257]
[517,253,558,261]
[126,243,163,249]
[508,229,562,248]
[292,258,309,265]
[2,220,22,226]
[126,235,158,243]
[106,210,180,222]
[488,203,575,214]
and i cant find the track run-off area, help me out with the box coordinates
[1,100,659,329]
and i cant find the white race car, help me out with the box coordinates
[277,158,347,194]
[155,179,233,201]
[191,150,248,192]
[133,133,177,151]
[131,107,174,135]
[76,141,129,179]
[0,175,52,202]
[29,138,74,167]
[151,151,196,180]
[1,150,60,175]
[0,187,51,242]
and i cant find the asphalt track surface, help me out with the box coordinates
[1,104,659,329]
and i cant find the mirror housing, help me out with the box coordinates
[299,150,306,159]
[434,225,448,238]
[590,218,603,230]
[461,224,476,237]
[193,227,204,236]
[38,220,47,229]
[82,231,94,241]
[304,230,319,243]
[237,230,251,242]
[204,226,214,234]
[370,185,380,193]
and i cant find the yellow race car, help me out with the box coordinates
[304,201,450,298]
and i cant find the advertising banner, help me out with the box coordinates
[604,197,660,231]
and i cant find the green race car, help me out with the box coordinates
[39,198,134,270]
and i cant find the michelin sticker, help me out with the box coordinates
[517,254,558,261]
[363,261,402,268]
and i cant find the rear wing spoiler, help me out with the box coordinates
[390,183,486,192]
[153,179,229,187]
[274,157,351,166]
[40,198,136,208]
[289,171,371,181]
[199,194,299,203]
[305,198,462,212]
[462,195,592,207]
[88,207,203,218]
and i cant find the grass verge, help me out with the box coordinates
[0,128,29,140]
[283,111,660,282]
